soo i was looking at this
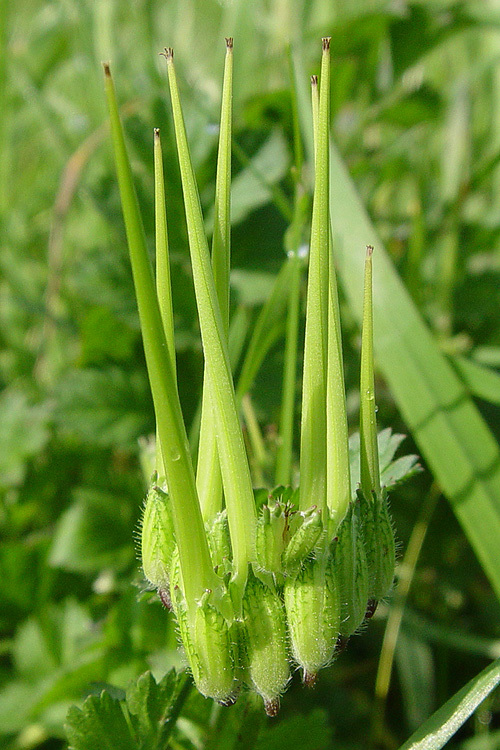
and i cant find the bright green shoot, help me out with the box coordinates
[360,245,381,499]
[154,128,176,478]
[299,38,331,515]
[197,39,233,522]
[163,47,256,605]
[104,64,219,620]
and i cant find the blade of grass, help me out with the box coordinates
[372,485,440,743]
[450,355,500,406]
[292,49,500,602]
[397,657,500,750]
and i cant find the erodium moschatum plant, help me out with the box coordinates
[104,38,418,716]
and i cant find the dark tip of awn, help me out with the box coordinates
[322,37,331,51]
[160,47,174,61]
[103,62,111,77]
[311,74,318,86]
[225,37,233,49]
[154,127,160,138]
[366,244,374,257]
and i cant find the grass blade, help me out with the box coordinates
[398,657,500,750]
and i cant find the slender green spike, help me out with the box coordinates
[164,48,256,605]
[359,245,381,498]
[299,38,331,514]
[312,65,352,529]
[275,53,308,487]
[310,75,319,156]
[154,128,176,377]
[154,128,176,478]
[326,234,350,528]
[104,64,218,617]
[197,38,233,520]
[274,251,302,486]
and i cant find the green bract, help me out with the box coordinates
[105,37,416,715]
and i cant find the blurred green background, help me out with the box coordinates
[2,0,500,748]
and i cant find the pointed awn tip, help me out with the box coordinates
[160,47,174,61]
[103,62,111,77]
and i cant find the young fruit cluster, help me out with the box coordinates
[141,439,397,715]
[105,38,415,716]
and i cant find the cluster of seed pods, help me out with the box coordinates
[141,471,396,715]
[105,36,400,717]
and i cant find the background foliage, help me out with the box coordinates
[1,0,500,748]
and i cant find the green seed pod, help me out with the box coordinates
[282,506,323,576]
[242,572,290,716]
[255,501,287,576]
[333,500,369,638]
[169,551,237,705]
[140,484,175,590]
[358,488,396,605]
[284,552,340,685]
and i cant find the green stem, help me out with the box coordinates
[154,128,176,478]
[104,64,217,615]
[311,65,351,524]
[241,393,266,487]
[164,48,256,605]
[299,38,331,513]
[275,54,308,488]
[359,245,380,498]
[275,252,302,486]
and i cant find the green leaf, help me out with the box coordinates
[126,670,188,750]
[65,691,137,750]
[48,488,134,573]
[0,386,51,489]
[54,367,151,449]
[348,430,419,497]
[398,657,500,750]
